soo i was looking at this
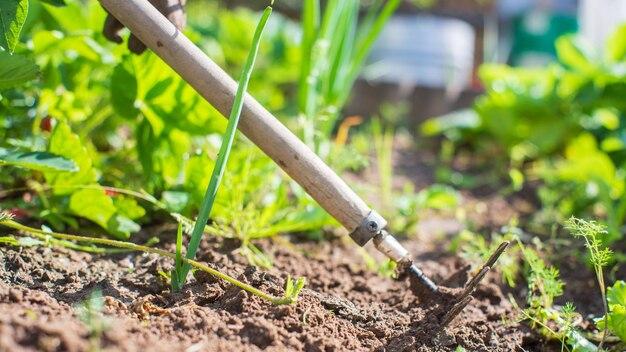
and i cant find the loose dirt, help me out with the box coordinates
[0,222,541,352]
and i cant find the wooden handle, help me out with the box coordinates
[99,0,373,233]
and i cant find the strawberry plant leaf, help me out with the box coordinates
[69,188,117,232]
[112,196,146,220]
[0,151,77,172]
[43,122,142,238]
[0,51,39,89]
[69,188,139,240]
[0,0,28,53]
[111,57,140,120]
[44,121,98,194]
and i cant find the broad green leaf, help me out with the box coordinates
[69,188,117,232]
[111,58,139,119]
[161,191,189,213]
[557,134,624,198]
[605,305,626,342]
[0,0,28,53]
[608,280,626,307]
[107,214,140,239]
[597,281,626,343]
[415,184,459,210]
[556,35,594,72]
[68,189,139,240]
[0,151,77,172]
[606,24,626,62]
[0,51,39,89]
[44,121,97,194]
[113,196,145,220]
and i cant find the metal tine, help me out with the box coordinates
[439,296,473,329]
[457,242,509,299]
[438,241,510,329]
[484,241,510,268]
[458,266,489,300]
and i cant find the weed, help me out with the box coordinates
[565,217,613,348]
[0,216,306,305]
[451,228,520,287]
[516,240,598,351]
[75,290,108,352]
[173,3,274,289]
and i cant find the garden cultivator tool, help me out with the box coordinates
[99,0,507,316]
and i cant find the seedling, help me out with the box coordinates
[565,217,613,348]
[75,289,108,352]
[516,240,598,351]
[173,2,274,289]
[0,215,306,305]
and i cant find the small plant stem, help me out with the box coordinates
[597,267,608,349]
[0,219,295,305]
[176,4,273,287]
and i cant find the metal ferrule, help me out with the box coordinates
[349,210,387,246]
[372,230,410,262]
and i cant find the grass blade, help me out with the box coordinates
[298,0,320,113]
[339,0,401,107]
[176,4,274,287]
[171,222,184,290]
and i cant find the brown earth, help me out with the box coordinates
[0,220,546,352]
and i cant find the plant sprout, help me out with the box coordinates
[0,214,305,305]
[565,217,613,349]
[173,2,274,289]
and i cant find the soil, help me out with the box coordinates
[0,219,544,352]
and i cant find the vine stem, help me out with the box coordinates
[0,219,296,305]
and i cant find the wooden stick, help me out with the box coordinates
[98,0,372,233]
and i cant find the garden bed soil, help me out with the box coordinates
[0,221,544,352]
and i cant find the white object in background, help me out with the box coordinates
[363,15,475,96]
[579,0,626,50]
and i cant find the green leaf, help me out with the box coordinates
[177,4,274,285]
[111,57,139,119]
[608,280,626,307]
[415,184,459,210]
[44,121,97,194]
[597,281,626,343]
[0,0,28,53]
[0,51,39,89]
[107,214,140,239]
[112,196,145,220]
[0,151,77,172]
[420,109,480,136]
[161,191,189,213]
[69,188,117,233]
[68,189,139,240]
[566,329,598,352]
[606,24,626,62]
[38,0,66,6]
[556,35,594,72]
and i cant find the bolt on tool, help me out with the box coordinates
[99,0,507,317]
